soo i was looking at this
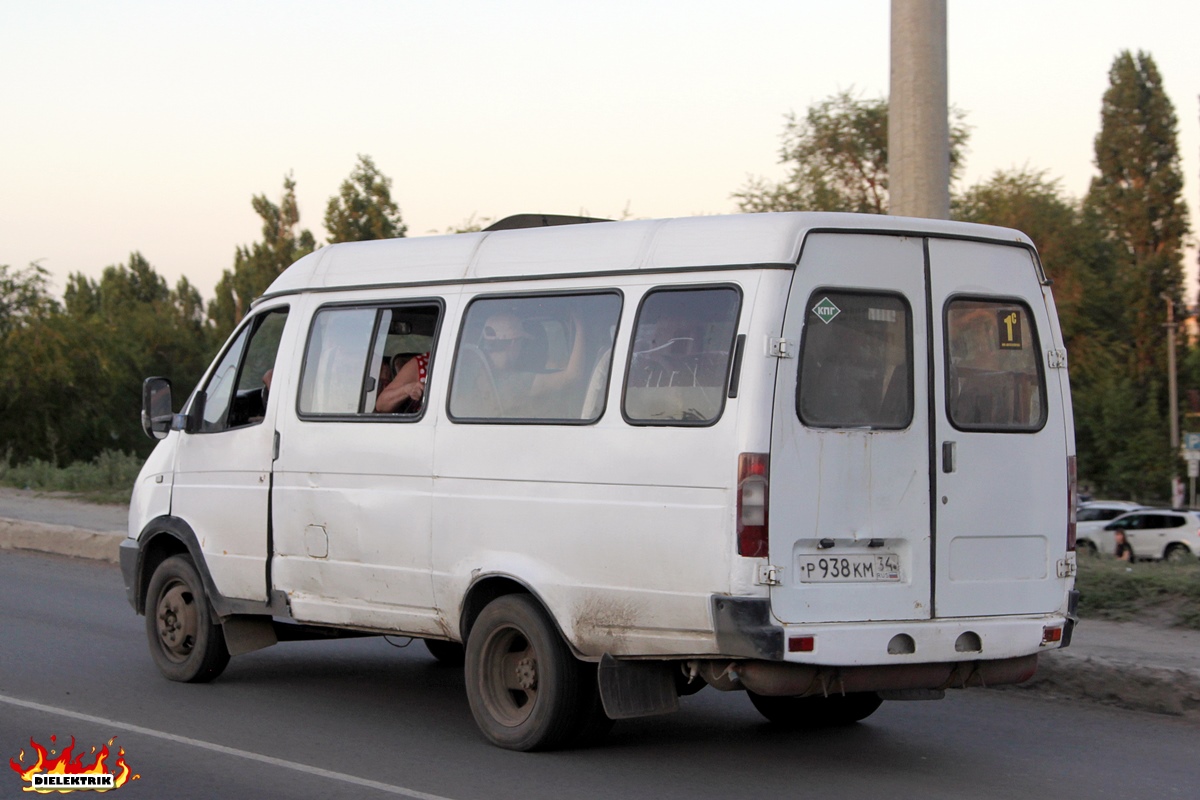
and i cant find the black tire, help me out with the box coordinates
[1077,540,1099,557]
[464,594,585,751]
[1164,544,1193,563]
[423,638,466,666]
[144,555,230,683]
[747,691,883,728]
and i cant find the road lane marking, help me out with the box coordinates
[0,693,456,800]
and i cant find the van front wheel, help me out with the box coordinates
[465,595,583,751]
[144,555,230,683]
[748,691,883,728]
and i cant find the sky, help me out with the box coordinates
[2,1,1198,301]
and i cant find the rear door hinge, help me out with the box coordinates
[1047,349,1067,369]
[768,338,794,359]
[756,565,783,586]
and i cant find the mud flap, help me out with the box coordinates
[222,615,279,656]
[597,653,679,719]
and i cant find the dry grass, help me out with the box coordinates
[0,450,139,505]
[1075,554,1200,629]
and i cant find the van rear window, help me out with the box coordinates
[623,287,741,426]
[944,298,1046,432]
[797,291,913,429]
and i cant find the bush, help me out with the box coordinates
[0,449,142,504]
[1075,555,1200,629]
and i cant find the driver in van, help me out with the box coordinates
[375,352,430,413]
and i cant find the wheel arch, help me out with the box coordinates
[1164,541,1195,560]
[132,517,208,615]
[459,573,582,658]
[131,516,283,620]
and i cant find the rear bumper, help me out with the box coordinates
[711,595,1070,666]
[699,653,1038,697]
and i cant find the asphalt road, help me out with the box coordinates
[2,550,1197,800]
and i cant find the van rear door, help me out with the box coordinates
[927,237,1068,618]
[769,232,1068,625]
[769,233,932,624]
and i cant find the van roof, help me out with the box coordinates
[260,212,1038,299]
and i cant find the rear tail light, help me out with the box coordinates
[1042,626,1063,644]
[788,635,815,653]
[737,452,769,557]
[1066,456,1077,551]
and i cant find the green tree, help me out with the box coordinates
[325,154,407,242]
[209,174,316,336]
[734,89,970,214]
[42,254,219,463]
[0,263,70,463]
[1077,50,1190,501]
[0,262,60,337]
[1085,50,1190,384]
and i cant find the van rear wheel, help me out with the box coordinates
[465,595,584,751]
[145,555,230,683]
[747,691,883,728]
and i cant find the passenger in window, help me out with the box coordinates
[375,352,429,413]
[479,313,585,414]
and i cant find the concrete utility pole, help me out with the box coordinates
[1166,295,1179,453]
[1163,294,1185,506]
[888,0,950,219]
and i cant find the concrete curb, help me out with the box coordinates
[1013,647,1200,722]
[0,518,123,563]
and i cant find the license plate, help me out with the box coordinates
[796,554,901,583]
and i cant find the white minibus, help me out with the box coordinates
[123,212,1079,750]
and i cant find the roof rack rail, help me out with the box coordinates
[483,214,613,232]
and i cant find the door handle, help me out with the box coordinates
[942,441,956,473]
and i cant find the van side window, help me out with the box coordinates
[298,303,441,418]
[623,287,741,425]
[797,291,912,429]
[448,293,621,423]
[199,307,289,433]
[944,299,1046,432]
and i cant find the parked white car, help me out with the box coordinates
[1098,508,1200,562]
[1075,501,1145,556]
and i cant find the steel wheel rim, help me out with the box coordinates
[155,579,199,663]
[479,625,539,727]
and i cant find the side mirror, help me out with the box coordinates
[1103,522,1119,531]
[141,377,173,440]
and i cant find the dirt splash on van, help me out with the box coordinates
[572,597,641,653]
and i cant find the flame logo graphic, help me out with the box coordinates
[9,735,139,794]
